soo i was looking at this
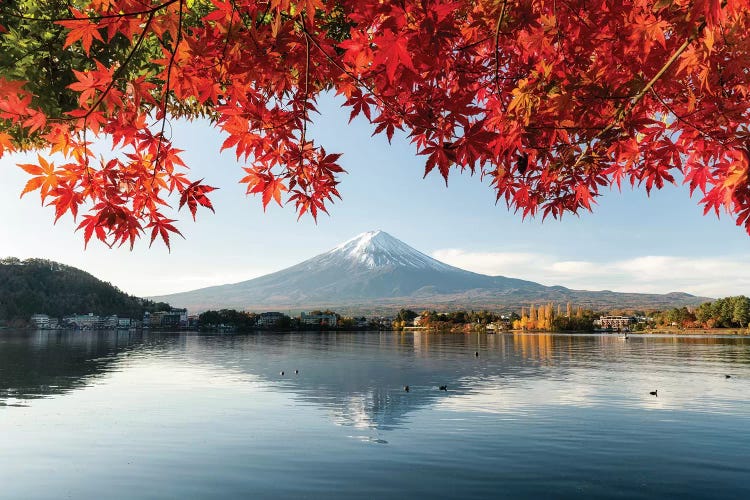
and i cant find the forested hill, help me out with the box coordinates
[0,257,170,322]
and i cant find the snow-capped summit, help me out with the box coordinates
[323,230,455,271]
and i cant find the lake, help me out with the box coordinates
[1,330,749,499]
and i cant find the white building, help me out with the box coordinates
[597,315,632,330]
[300,312,338,327]
[102,315,119,329]
[63,313,101,329]
[30,314,50,329]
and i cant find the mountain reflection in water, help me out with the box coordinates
[2,330,748,425]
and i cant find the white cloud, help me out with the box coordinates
[431,248,750,297]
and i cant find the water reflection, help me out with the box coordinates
[3,330,747,428]
[2,330,749,499]
[0,330,149,404]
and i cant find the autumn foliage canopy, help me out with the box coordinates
[1,0,750,248]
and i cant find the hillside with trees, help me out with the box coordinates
[0,257,170,322]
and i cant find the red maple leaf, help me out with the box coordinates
[179,179,217,220]
[18,155,57,200]
[372,31,417,82]
[56,9,105,56]
[146,215,184,251]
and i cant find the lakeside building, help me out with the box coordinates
[63,313,101,329]
[353,317,369,329]
[29,313,140,330]
[300,312,338,328]
[30,314,50,329]
[102,315,120,329]
[144,308,189,329]
[257,312,288,327]
[596,315,633,330]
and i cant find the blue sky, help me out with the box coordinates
[2,93,750,299]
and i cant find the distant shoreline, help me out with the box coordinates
[507,328,750,336]
[639,327,749,336]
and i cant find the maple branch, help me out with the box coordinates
[79,10,157,123]
[559,0,593,30]
[527,124,605,131]
[153,0,184,180]
[3,0,180,23]
[82,127,92,183]
[255,1,273,29]
[570,27,702,171]
[621,37,695,123]
[454,36,492,52]
[299,23,436,137]
[650,88,721,144]
[494,0,508,93]
[222,1,238,63]
[178,1,237,78]
[75,8,157,182]
[300,14,310,161]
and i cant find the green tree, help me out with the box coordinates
[731,296,750,328]
[396,309,418,323]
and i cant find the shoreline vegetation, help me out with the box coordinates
[4,325,747,336]
[189,295,750,335]
[124,304,750,337]
[7,298,750,337]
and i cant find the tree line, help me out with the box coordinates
[654,296,750,329]
[513,303,596,332]
[197,309,372,331]
[391,309,519,332]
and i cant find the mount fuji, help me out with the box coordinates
[151,230,707,313]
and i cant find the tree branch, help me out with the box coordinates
[152,0,185,179]
[570,25,704,170]
[494,0,508,93]
[3,0,180,23]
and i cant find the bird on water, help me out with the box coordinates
[725,374,731,379]
[649,390,658,396]
[475,351,479,357]
[280,371,285,376]
[439,385,447,391]
[404,385,410,392]
[295,369,299,375]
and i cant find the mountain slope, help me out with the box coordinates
[151,231,709,313]
[0,257,171,321]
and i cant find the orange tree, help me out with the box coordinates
[1,0,750,249]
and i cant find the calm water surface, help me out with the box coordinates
[1,330,749,499]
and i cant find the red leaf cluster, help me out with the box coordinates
[3,0,750,248]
